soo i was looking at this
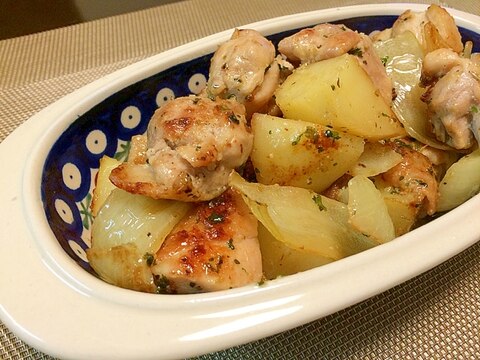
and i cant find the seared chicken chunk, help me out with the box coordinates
[371,5,463,54]
[206,29,291,117]
[381,139,438,216]
[421,48,480,150]
[278,23,362,65]
[278,23,393,104]
[151,188,262,293]
[110,96,253,201]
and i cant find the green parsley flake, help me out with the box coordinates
[228,113,240,124]
[292,126,320,145]
[155,275,171,294]
[312,194,327,211]
[143,253,155,267]
[348,47,363,57]
[324,129,340,140]
[208,212,224,224]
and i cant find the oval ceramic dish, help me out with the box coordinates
[1,4,480,360]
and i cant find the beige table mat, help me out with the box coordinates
[1,0,479,358]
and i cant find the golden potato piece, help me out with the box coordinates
[251,113,364,193]
[275,54,405,140]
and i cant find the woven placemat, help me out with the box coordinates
[1,0,479,358]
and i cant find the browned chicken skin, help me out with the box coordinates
[206,28,292,118]
[421,48,480,150]
[278,23,362,64]
[151,188,262,293]
[110,95,253,202]
[371,4,463,54]
[381,139,438,216]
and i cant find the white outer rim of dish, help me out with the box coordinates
[0,4,479,360]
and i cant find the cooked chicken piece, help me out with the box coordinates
[127,134,148,164]
[110,96,253,201]
[278,23,362,65]
[421,48,480,150]
[381,139,438,216]
[356,33,394,104]
[151,188,262,294]
[322,174,352,203]
[369,28,392,42]
[278,23,393,103]
[420,48,466,83]
[417,144,459,180]
[372,5,463,53]
[206,29,291,118]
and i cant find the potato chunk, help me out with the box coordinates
[275,54,405,140]
[251,113,364,193]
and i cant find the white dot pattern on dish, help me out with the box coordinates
[68,240,88,262]
[120,105,142,129]
[86,130,107,155]
[62,162,82,190]
[156,87,175,107]
[54,198,74,224]
[188,73,207,94]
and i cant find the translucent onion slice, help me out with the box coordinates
[374,31,452,150]
[88,189,191,291]
[348,141,402,177]
[258,224,332,280]
[230,172,376,260]
[347,175,395,244]
[373,177,419,237]
[437,149,480,212]
[87,243,157,292]
[91,156,122,217]
[91,189,191,251]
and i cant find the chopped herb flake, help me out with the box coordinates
[143,252,155,267]
[207,212,224,224]
[324,129,340,140]
[291,134,302,145]
[348,47,363,57]
[154,275,171,294]
[312,194,327,211]
[292,126,323,145]
[228,113,240,124]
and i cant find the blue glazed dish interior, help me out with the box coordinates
[40,16,480,276]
